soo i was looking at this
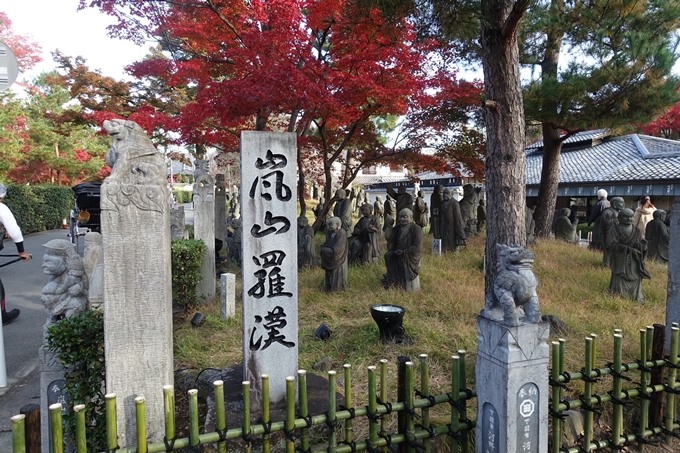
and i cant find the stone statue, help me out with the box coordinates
[384,194,396,224]
[321,217,348,292]
[170,206,186,240]
[459,184,477,236]
[373,195,384,231]
[413,191,429,229]
[313,197,329,232]
[297,216,318,269]
[193,159,213,188]
[526,205,537,245]
[601,197,625,267]
[41,239,88,320]
[482,244,541,327]
[646,209,669,263]
[226,218,242,265]
[349,203,381,266]
[554,208,578,243]
[477,199,486,234]
[430,184,443,238]
[439,188,467,252]
[83,232,104,309]
[588,189,610,251]
[332,189,352,236]
[383,209,423,292]
[215,174,228,248]
[607,208,651,301]
[350,186,360,213]
[383,214,395,242]
[386,184,414,214]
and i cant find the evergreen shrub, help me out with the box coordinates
[171,239,206,308]
[3,184,72,233]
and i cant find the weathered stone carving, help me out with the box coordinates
[349,203,381,265]
[646,209,669,263]
[459,184,477,235]
[430,184,443,238]
[101,119,166,212]
[332,189,352,236]
[297,216,318,269]
[170,206,186,240]
[482,244,541,327]
[601,197,625,267]
[607,208,651,301]
[477,199,486,234]
[386,184,414,214]
[41,239,88,320]
[439,188,467,252]
[83,232,104,309]
[554,207,578,243]
[321,217,348,292]
[383,209,423,292]
[413,191,429,228]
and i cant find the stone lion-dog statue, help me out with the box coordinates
[482,243,541,327]
[104,119,165,184]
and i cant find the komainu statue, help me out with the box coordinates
[482,243,541,327]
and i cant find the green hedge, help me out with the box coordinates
[171,239,206,308]
[3,184,72,234]
[172,189,193,204]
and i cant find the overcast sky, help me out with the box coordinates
[3,1,150,84]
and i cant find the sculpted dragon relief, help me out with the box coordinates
[482,243,541,327]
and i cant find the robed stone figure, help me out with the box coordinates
[386,184,414,214]
[439,188,467,252]
[349,204,382,265]
[298,216,318,269]
[332,189,353,236]
[321,217,348,292]
[607,208,651,302]
[373,195,384,230]
[601,197,625,268]
[554,208,578,243]
[413,191,429,228]
[459,184,477,235]
[430,184,443,238]
[383,209,423,292]
[646,209,669,263]
[477,199,486,234]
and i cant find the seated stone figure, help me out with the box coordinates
[349,203,382,265]
[297,216,318,269]
[321,217,348,292]
[607,208,651,302]
[554,208,578,243]
[383,209,423,292]
[645,209,669,263]
[41,239,88,321]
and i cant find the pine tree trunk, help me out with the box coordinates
[534,126,563,237]
[481,0,528,295]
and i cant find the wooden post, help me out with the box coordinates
[20,403,40,453]
[397,356,410,453]
[650,324,666,427]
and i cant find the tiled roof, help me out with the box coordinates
[526,129,609,149]
[526,132,680,185]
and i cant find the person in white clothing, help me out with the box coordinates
[0,183,32,325]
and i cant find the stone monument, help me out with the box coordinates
[241,131,298,405]
[476,243,549,453]
[215,173,228,254]
[666,197,680,346]
[193,159,216,299]
[100,118,173,446]
[83,232,104,309]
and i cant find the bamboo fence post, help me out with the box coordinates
[404,361,416,453]
[214,380,227,453]
[188,389,199,451]
[639,329,650,452]
[19,404,40,453]
[650,324,666,427]
[611,334,623,449]
[298,370,310,453]
[458,350,469,453]
[551,342,562,453]
[450,355,460,453]
[419,354,430,453]
[285,376,296,453]
[135,396,147,453]
[163,385,176,450]
[11,414,26,453]
[582,337,594,452]
[665,326,679,446]
[49,403,64,453]
[105,393,118,451]
[328,370,338,453]
[242,381,252,453]
[344,364,353,444]
[262,375,271,453]
[73,404,86,453]
[379,359,389,445]
[397,356,409,453]
[590,334,598,368]
[367,365,379,452]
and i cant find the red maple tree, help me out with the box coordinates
[640,99,680,139]
[0,12,42,74]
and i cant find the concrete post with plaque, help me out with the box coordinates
[240,132,298,405]
[475,316,550,453]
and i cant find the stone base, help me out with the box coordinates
[475,316,550,453]
[40,346,71,453]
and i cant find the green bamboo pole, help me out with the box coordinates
[285,376,296,453]
[262,375,271,453]
[344,364,353,444]
[458,350,468,453]
[665,326,679,445]
[49,403,64,453]
[419,354,430,453]
[243,381,252,453]
[135,396,147,453]
[612,334,623,449]
[405,361,416,453]
[590,334,598,368]
[368,365,379,452]
[639,329,649,452]
[187,389,199,450]
[582,337,594,452]
[451,355,460,453]
[551,342,562,453]
[163,385,175,448]
[11,414,26,453]
[105,393,118,451]
[379,359,389,444]
[298,370,310,453]
[328,370,338,453]
[214,380,227,453]
[73,404,87,453]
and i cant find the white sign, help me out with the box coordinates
[0,42,18,91]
